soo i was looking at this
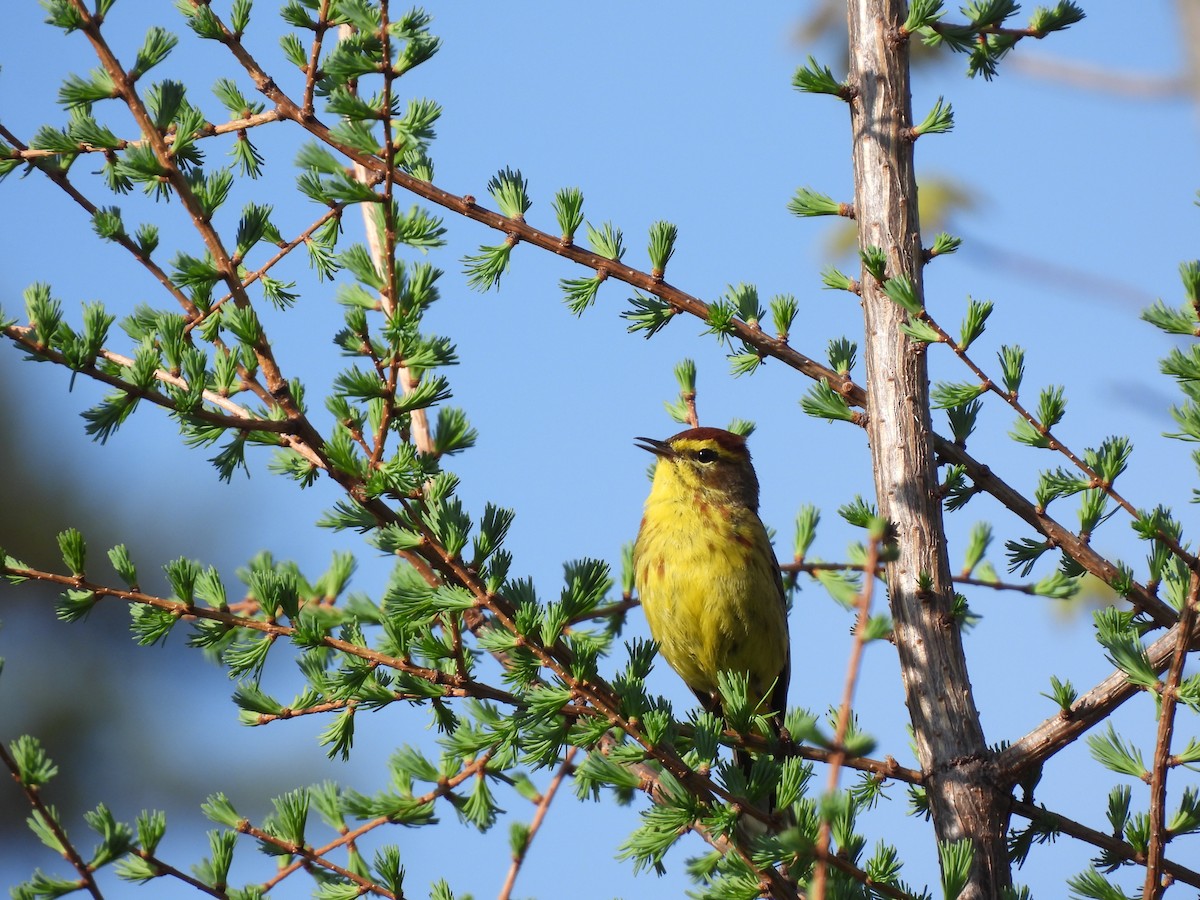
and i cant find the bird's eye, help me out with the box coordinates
[696,448,719,464]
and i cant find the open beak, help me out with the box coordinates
[634,436,673,457]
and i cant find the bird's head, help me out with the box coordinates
[635,427,760,510]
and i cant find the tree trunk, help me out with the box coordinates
[845,1,1012,895]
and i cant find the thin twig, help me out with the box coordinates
[910,307,1200,576]
[301,0,334,117]
[1,326,322,463]
[922,19,1055,39]
[2,109,282,161]
[936,440,1176,628]
[0,561,520,709]
[258,752,491,894]
[0,122,200,319]
[823,854,919,900]
[126,851,224,898]
[497,746,578,900]
[1144,572,1200,899]
[1009,798,1200,891]
[0,742,104,900]
[782,559,1074,597]
[336,17,433,458]
[568,594,640,624]
[260,754,491,891]
[683,390,699,428]
[587,560,1062,635]
[810,535,882,900]
[186,204,346,334]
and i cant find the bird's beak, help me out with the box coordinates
[634,437,673,457]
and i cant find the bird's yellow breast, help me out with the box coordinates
[634,483,788,708]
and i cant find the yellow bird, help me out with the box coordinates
[633,427,790,730]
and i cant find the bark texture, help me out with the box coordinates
[845,2,1012,895]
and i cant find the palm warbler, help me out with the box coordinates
[633,427,790,728]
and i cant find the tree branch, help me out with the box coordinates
[1143,572,1199,898]
[1010,797,1200,891]
[811,535,882,900]
[995,613,1200,781]
[497,746,578,900]
[0,742,104,900]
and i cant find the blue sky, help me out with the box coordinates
[1,2,1198,897]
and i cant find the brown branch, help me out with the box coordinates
[259,813,389,893]
[244,821,400,898]
[682,390,699,428]
[497,746,578,900]
[0,742,104,900]
[912,307,1200,577]
[995,611,1200,781]
[126,850,224,898]
[811,536,881,900]
[2,323,311,437]
[0,561,520,710]
[569,594,640,625]
[783,559,1074,597]
[822,854,920,900]
[923,20,1052,39]
[792,745,922,786]
[2,109,282,161]
[445,611,470,679]
[188,204,346,335]
[1010,798,1200,891]
[301,0,334,118]
[936,439,1178,628]
[248,684,519,725]
[257,753,492,894]
[0,122,200,319]
[1144,572,1199,899]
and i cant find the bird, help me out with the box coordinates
[632,427,790,744]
